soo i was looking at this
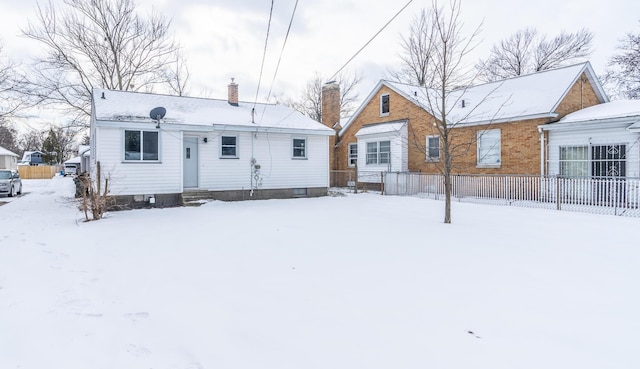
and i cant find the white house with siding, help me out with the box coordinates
[0,145,19,170]
[354,120,408,182]
[542,100,640,178]
[89,82,334,207]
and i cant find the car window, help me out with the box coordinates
[0,171,11,179]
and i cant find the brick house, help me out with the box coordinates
[322,62,608,184]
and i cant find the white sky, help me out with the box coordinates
[1,0,640,127]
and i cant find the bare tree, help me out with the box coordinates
[21,0,188,125]
[41,125,79,164]
[19,130,45,153]
[606,21,640,99]
[477,28,593,82]
[0,120,21,154]
[393,0,484,224]
[389,8,434,86]
[280,71,362,122]
[0,43,28,120]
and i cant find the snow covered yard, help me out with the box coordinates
[1,176,638,369]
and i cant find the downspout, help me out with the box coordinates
[538,126,545,176]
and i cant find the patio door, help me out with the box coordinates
[183,136,199,188]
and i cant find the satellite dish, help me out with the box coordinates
[149,106,166,120]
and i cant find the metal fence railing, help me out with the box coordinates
[381,172,640,217]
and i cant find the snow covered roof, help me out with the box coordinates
[541,100,640,132]
[64,156,81,164]
[0,145,18,157]
[556,100,640,123]
[340,62,608,136]
[355,121,407,137]
[92,88,334,135]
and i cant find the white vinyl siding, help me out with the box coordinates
[94,126,182,195]
[200,132,329,191]
[547,126,640,177]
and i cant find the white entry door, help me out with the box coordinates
[183,136,199,188]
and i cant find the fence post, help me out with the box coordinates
[381,171,385,195]
[556,176,561,211]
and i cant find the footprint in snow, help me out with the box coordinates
[124,344,151,357]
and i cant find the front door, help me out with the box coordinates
[183,136,199,188]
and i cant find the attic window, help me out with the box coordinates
[380,94,390,116]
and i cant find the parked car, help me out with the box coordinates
[0,169,22,197]
[64,164,79,176]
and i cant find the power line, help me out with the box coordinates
[260,0,300,123]
[329,0,414,81]
[254,0,275,110]
[265,0,299,104]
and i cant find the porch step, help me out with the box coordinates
[180,190,216,207]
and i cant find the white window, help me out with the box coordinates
[426,135,440,161]
[348,143,358,167]
[220,135,238,158]
[380,94,390,116]
[124,130,159,161]
[292,138,306,158]
[477,129,500,166]
[559,146,588,177]
[366,140,391,165]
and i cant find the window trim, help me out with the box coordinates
[348,143,358,167]
[426,135,440,161]
[476,129,501,168]
[380,93,390,116]
[292,137,307,159]
[123,129,160,162]
[365,140,391,166]
[220,135,239,158]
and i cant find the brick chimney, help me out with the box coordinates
[322,81,341,175]
[228,78,238,106]
[321,81,340,129]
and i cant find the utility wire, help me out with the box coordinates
[265,0,299,104]
[260,0,300,123]
[254,0,275,110]
[329,0,414,81]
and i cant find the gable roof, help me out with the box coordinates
[92,88,334,135]
[340,62,608,136]
[0,146,18,157]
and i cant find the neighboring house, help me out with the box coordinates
[542,100,640,178]
[20,151,44,165]
[78,145,91,174]
[90,81,334,207]
[0,146,19,170]
[322,62,608,183]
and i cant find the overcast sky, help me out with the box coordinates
[1,0,640,126]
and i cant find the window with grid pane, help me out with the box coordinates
[221,136,237,157]
[292,138,306,158]
[559,146,588,177]
[348,143,358,166]
[427,135,440,160]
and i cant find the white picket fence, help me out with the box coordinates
[383,172,640,217]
